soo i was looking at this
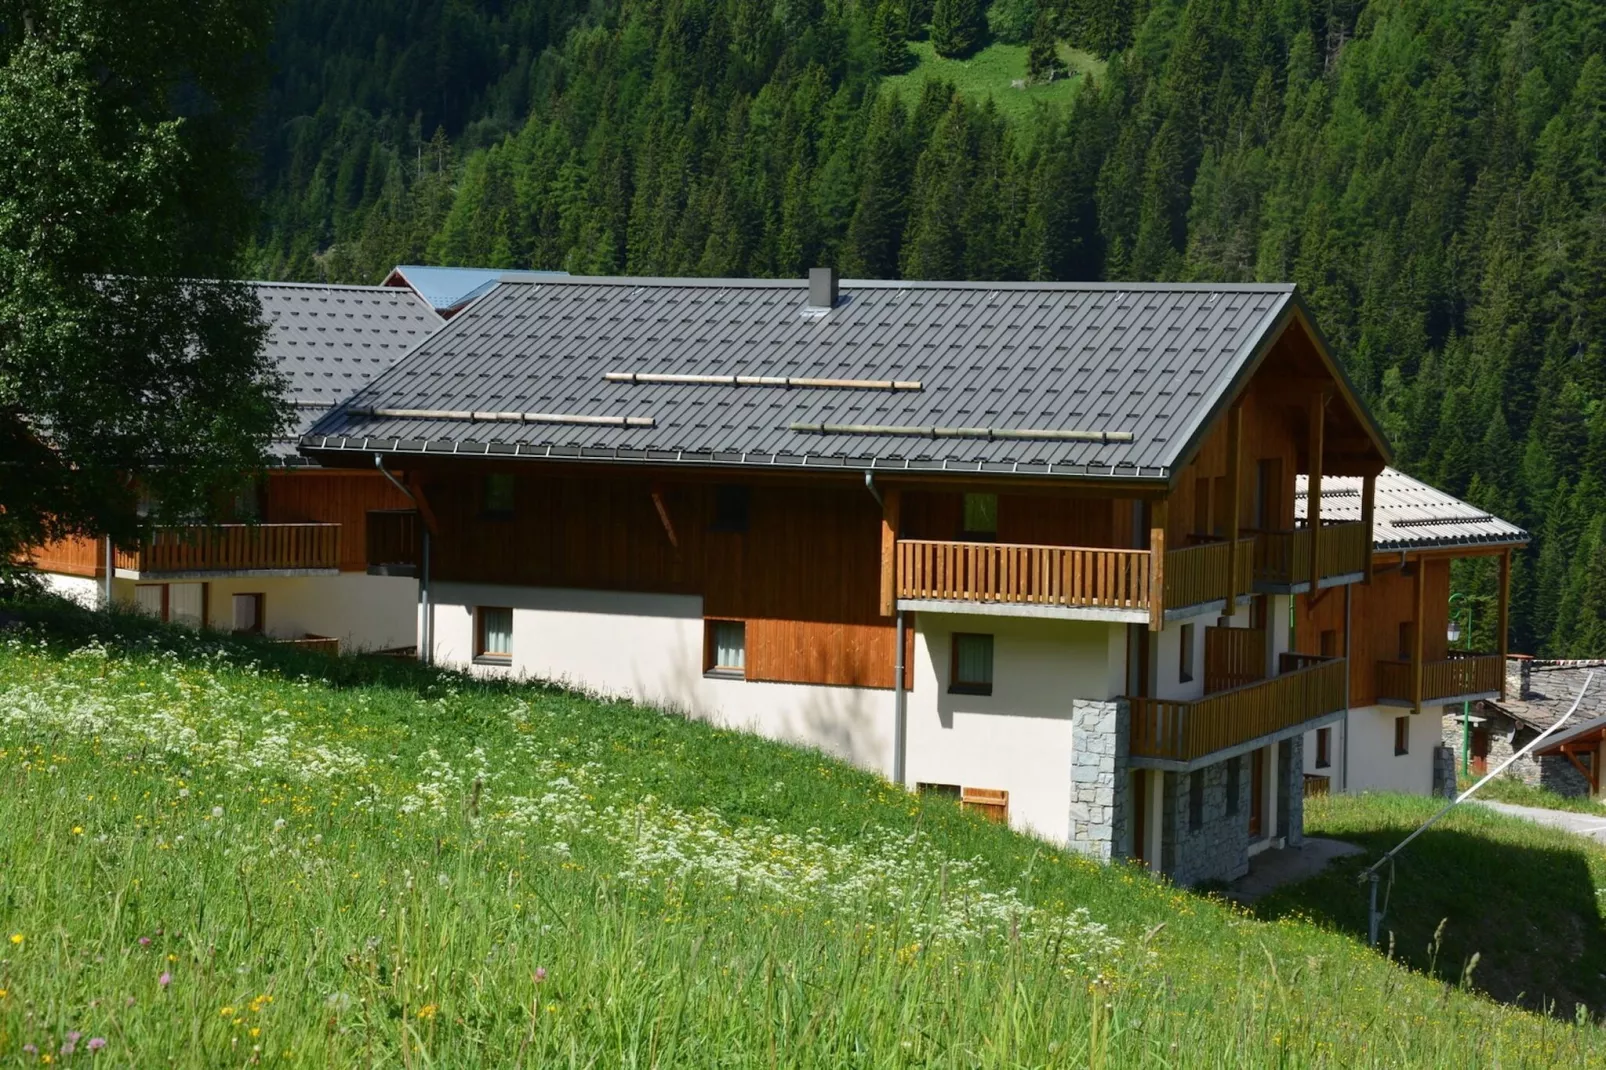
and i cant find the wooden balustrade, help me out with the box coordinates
[1129,656,1348,763]
[1252,521,1368,588]
[895,535,1256,616]
[1376,652,1504,706]
[1163,537,1256,610]
[1204,626,1266,693]
[367,509,422,574]
[129,524,340,574]
[896,539,1151,610]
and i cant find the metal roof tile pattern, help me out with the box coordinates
[256,282,443,457]
[302,277,1298,479]
[1296,468,1528,552]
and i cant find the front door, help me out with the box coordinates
[1249,747,1265,839]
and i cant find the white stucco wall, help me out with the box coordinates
[429,582,895,775]
[93,573,417,652]
[904,612,1125,844]
[36,571,101,608]
[1311,704,1442,795]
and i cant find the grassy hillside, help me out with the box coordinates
[880,41,1104,126]
[1,599,1603,1065]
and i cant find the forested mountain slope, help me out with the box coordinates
[250,0,1606,657]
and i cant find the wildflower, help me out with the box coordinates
[416,1004,437,1020]
[158,972,172,988]
[533,967,547,983]
[273,818,286,831]
[220,1006,235,1017]
[138,937,151,947]
[0,988,7,998]
[87,1038,106,1052]
[211,806,224,819]
[179,789,189,798]
[71,826,83,835]
[22,1044,36,1055]
[9,933,21,945]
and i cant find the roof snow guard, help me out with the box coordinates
[301,275,1309,482]
[1297,468,1529,552]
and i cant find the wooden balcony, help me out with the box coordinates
[118,524,340,576]
[1129,653,1348,765]
[894,536,1255,621]
[366,509,422,576]
[1376,651,1504,708]
[1251,521,1369,591]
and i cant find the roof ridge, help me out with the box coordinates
[495,273,1299,294]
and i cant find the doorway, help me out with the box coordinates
[1248,747,1265,839]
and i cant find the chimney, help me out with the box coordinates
[807,266,839,310]
[1519,658,1532,701]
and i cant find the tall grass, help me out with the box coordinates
[0,601,1601,1066]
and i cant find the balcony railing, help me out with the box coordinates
[367,509,422,576]
[1376,652,1504,706]
[1129,653,1348,763]
[120,524,340,574]
[894,536,1255,617]
[1251,521,1369,589]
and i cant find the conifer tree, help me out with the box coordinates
[871,0,911,75]
[1027,12,1058,83]
[931,0,985,58]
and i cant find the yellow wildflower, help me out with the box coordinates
[8,934,21,945]
[220,1006,235,1017]
[416,1004,438,1020]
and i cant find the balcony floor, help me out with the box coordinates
[1129,707,1346,773]
[1377,690,1500,710]
[895,597,1148,623]
[115,566,341,581]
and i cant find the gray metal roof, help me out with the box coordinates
[300,276,1302,480]
[1478,661,1606,735]
[1296,468,1528,552]
[257,282,442,459]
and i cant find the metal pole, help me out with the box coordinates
[102,536,114,608]
[1367,871,1380,948]
[420,526,432,666]
[893,610,907,786]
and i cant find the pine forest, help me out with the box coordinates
[252,0,1606,657]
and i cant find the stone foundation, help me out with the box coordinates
[1276,737,1304,847]
[1162,757,1251,886]
[1067,698,1129,860]
[1440,714,1591,796]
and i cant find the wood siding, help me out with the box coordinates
[1166,381,1301,547]
[29,534,102,577]
[1294,556,1450,707]
[264,471,414,573]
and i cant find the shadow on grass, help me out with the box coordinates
[1252,799,1606,1020]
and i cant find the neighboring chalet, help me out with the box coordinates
[1292,469,1528,797]
[381,265,566,318]
[30,282,443,650]
[300,270,1392,885]
[1446,659,1606,798]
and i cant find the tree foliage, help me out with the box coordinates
[0,0,286,567]
[250,0,1606,655]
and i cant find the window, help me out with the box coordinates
[961,493,998,539]
[1315,726,1332,768]
[1225,757,1241,816]
[168,583,204,629]
[135,584,166,620]
[1397,621,1415,661]
[1188,771,1204,832]
[1253,458,1283,530]
[232,593,264,634]
[1394,716,1410,756]
[706,619,746,675]
[711,485,750,532]
[1179,623,1195,684]
[1319,629,1338,657]
[475,607,513,661]
[961,787,1010,824]
[483,474,515,517]
[950,633,994,695]
[917,782,961,800]
[1471,728,1491,776]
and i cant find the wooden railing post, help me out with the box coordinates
[879,489,900,618]
[1498,547,1511,701]
[1307,390,1328,589]
[1148,501,1167,632]
[1226,402,1243,618]
[1361,472,1376,584]
[1411,557,1424,714]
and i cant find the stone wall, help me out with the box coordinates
[1067,698,1129,860]
[1276,737,1304,847]
[1161,757,1251,886]
[1439,714,1591,797]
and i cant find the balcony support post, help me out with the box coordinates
[1148,500,1167,632]
[1411,557,1425,714]
[1225,402,1243,618]
[1498,548,1511,701]
[1307,391,1328,590]
[1361,472,1376,585]
[879,488,901,618]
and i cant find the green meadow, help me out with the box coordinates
[880,42,1104,126]
[0,598,1602,1066]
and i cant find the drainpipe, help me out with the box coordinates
[375,454,432,665]
[894,609,908,786]
[102,536,114,608]
[862,470,882,508]
[1342,582,1352,793]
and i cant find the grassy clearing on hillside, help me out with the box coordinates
[880,42,1104,127]
[0,599,1603,1066]
[1256,793,1606,1018]
[1460,773,1606,815]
